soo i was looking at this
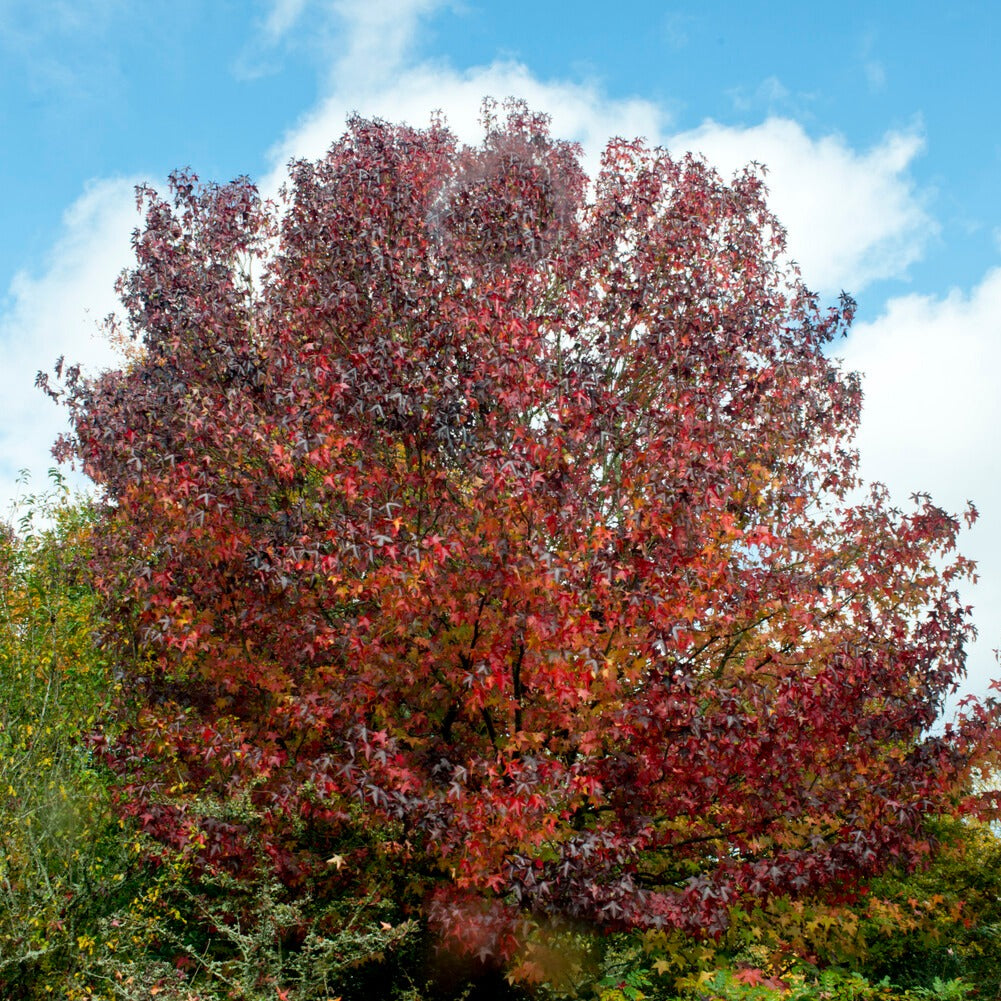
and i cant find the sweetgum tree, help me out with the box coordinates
[46,103,996,957]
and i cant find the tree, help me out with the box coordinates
[45,101,998,959]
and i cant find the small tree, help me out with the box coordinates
[47,102,997,958]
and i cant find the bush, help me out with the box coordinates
[0,474,138,998]
[856,816,1001,997]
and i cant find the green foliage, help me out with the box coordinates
[601,814,1001,1001]
[912,979,977,1001]
[72,856,423,1000]
[674,966,918,1000]
[581,824,1001,1001]
[588,949,975,1001]
[0,473,129,997]
[856,816,1001,997]
[597,967,654,1001]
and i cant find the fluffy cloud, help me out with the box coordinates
[262,58,667,193]
[263,2,930,297]
[667,118,930,294]
[840,270,1001,701]
[0,177,141,512]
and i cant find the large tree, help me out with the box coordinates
[47,102,995,956]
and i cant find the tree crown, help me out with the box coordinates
[48,101,997,954]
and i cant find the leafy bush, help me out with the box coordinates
[856,816,1001,997]
[0,474,129,997]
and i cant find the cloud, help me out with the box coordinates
[243,0,449,82]
[840,269,1001,701]
[667,118,930,294]
[262,2,930,297]
[261,0,311,39]
[262,58,668,193]
[235,0,317,79]
[326,0,448,85]
[0,178,141,513]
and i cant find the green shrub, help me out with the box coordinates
[0,475,132,997]
[856,815,1001,998]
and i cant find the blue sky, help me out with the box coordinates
[3,1,999,303]
[2,0,999,701]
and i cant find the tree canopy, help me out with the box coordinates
[46,102,998,958]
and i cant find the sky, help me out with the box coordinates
[1,0,999,705]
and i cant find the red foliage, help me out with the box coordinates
[49,102,997,950]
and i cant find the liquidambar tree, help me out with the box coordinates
[47,102,996,956]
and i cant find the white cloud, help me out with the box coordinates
[0,177,141,513]
[326,0,447,86]
[261,0,311,40]
[248,0,450,85]
[667,118,930,294]
[263,2,930,298]
[841,269,1001,701]
[263,58,667,195]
